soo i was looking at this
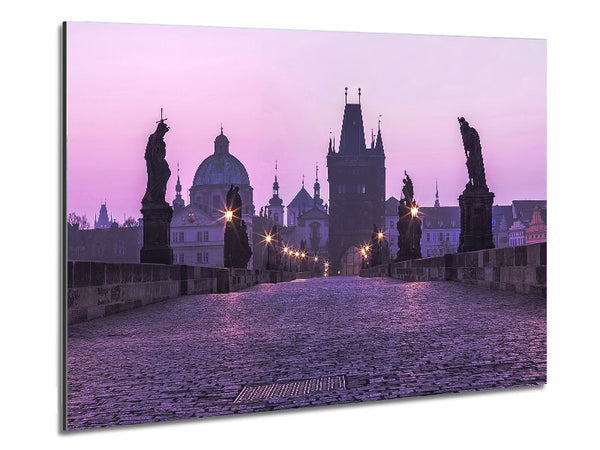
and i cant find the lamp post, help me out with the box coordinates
[265,233,272,270]
[377,230,384,266]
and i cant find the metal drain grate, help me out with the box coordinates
[234,375,346,403]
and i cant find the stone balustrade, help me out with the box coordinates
[67,261,311,324]
[360,242,546,297]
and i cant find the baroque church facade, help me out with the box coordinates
[170,128,254,267]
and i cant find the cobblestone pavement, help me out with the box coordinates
[67,277,546,430]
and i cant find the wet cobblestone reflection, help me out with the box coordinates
[67,277,546,430]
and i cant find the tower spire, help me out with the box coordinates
[434,179,440,208]
[313,162,322,208]
[358,87,361,104]
[173,161,185,210]
[374,115,384,153]
[272,160,280,197]
[345,87,348,104]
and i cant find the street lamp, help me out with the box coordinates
[224,210,233,222]
[410,205,419,218]
[265,233,273,269]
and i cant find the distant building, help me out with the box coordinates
[419,207,461,257]
[508,220,526,247]
[68,223,142,262]
[171,127,254,267]
[525,205,547,244]
[254,166,329,269]
[94,203,112,229]
[69,202,141,262]
[327,89,386,275]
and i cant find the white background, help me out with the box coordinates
[1,0,597,448]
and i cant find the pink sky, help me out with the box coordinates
[66,22,546,222]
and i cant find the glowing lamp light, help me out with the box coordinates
[314,256,318,262]
[301,252,306,258]
[224,210,233,222]
[378,232,384,239]
[365,245,370,251]
[265,234,272,244]
[411,206,419,218]
[283,247,289,253]
[295,251,300,257]
[324,262,329,267]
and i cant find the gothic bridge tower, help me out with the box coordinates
[327,88,386,275]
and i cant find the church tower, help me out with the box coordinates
[173,163,185,211]
[268,161,284,227]
[327,88,386,274]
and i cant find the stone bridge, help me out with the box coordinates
[67,272,546,430]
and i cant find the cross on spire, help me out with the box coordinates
[302,174,305,187]
[358,87,361,104]
[315,162,319,181]
[156,107,167,123]
[345,87,348,104]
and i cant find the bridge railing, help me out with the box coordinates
[360,242,546,297]
[66,262,314,325]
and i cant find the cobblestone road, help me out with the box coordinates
[67,277,546,430]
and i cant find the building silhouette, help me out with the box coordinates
[327,89,385,274]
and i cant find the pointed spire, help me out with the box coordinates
[220,122,223,134]
[175,162,182,194]
[434,179,440,208]
[374,115,384,153]
[302,174,305,188]
[345,87,348,104]
[328,129,333,154]
[272,160,280,197]
[173,161,185,210]
[358,87,361,104]
[371,128,375,149]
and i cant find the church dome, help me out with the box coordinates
[192,129,250,186]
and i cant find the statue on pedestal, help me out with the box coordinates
[457,117,495,252]
[224,185,252,268]
[396,171,422,261]
[140,109,173,264]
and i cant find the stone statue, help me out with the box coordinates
[396,170,422,261]
[140,113,173,265]
[401,170,414,206]
[142,120,171,205]
[458,117,488,191]
[224,184,252,268]
[457,117,495,252]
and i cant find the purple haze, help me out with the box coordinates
[66,22,546,222]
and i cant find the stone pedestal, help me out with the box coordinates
[458,190,495,253]
[140,203,173,264]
